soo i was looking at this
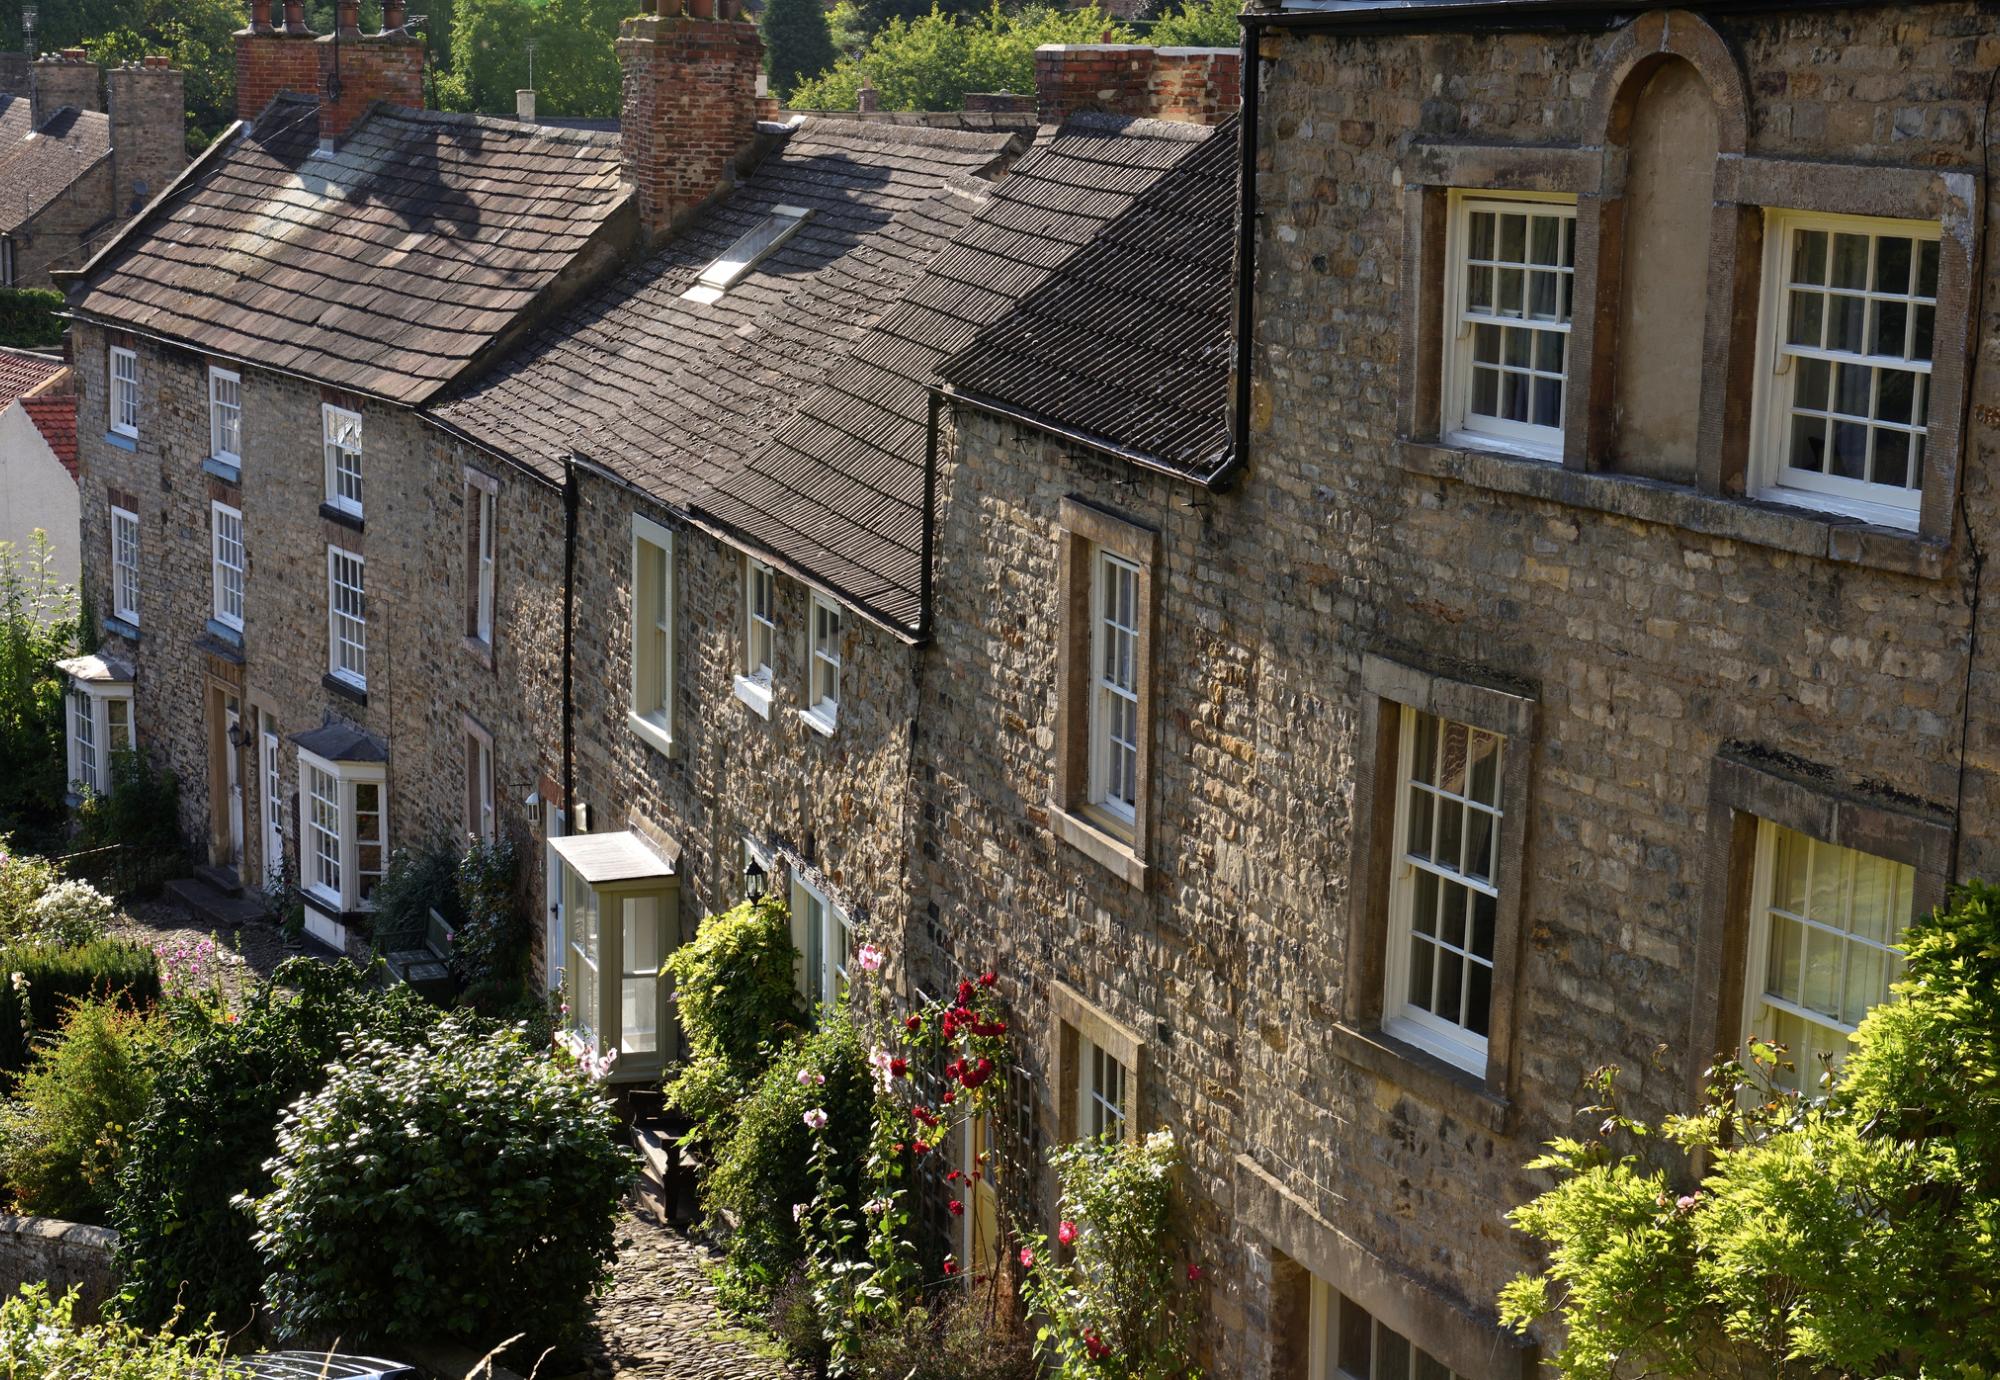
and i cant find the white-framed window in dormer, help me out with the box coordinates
[109,505,140,627]
[65,682,133,796]
[1751,211,1940,531]
[326,545,366,690]
[108,346,138,438]
[628,514,675,756]
[464,468,498,654]
[734,556,777,717]
[1441,190,1577,461]
[322,404,363,518]
[680,205,811,305]
[208,366,242,465]
[803,591,841,734]
[299,749,386,913]
[1088,549,1141,831]
[211,501,244,633]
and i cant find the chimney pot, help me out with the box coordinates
[657,0,683,14]
[249,0,275,33]
[283,1,309,34]
[61,47,86,61]
[382,0,407,31]
[516,87,537,121]
[686,0,714,18]
[336,0,361,37]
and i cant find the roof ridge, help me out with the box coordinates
[1058,111,1218,140]
[368,103,624,147]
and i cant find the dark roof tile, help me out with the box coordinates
[0,103,110,234]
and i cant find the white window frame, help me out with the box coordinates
[208,366,242,465]
[297,748,387,913]
[1087,549,1141,830]
[464,718,495,843]
[1382,705,1507,1076]
[108,346,138,438]
[1076,1037,1128,1142]
[1308,1279,1466,1380]
[628,514,676,755]
[790,873,854,1009]
[108,505,140,627]
[1750,209,1940,531]
[326,545,366,690]
[211,501,245,632]
[65,682,133,796]
[1739,818,1913,1095]
[1441,189,1578,461]
[680,205,810,305]
[322,404,364,518]
[465,470,497,649]
[734,556,777,717]
[803,591,841,734]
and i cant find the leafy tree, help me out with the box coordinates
[76,0,250,153]
[1501,881,2000,1378]
[789,3,1130,113]
[1146,0,1241,48]
[0,534,76,853]
[762,0,837,99]
[436,0,626,118]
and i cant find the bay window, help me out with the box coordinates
[550,829,678,1080]
[56,655,134,797]
[297,748,385,921]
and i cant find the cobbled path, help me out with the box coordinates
[572,1203,793,1380]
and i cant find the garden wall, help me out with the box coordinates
[0,1215,118,1321]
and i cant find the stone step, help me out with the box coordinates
[191,862,244,896]
[163,875,270,931]
[632,1123,697,1227]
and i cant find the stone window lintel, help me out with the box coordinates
[1050,978,1147,1144]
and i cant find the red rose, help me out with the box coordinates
[890,1057,908,1077]
[957,979,975,1004]
[913,1140,930,1155]
[905,1014,922,1032]
[942,1257,958,1276]
[946,1169,962,1183]
[979,971,997,987]
[1186,1263,1204,1282]
[1058,1220,1078,1246]
[940,1090,956,1104]
[948,1199,964,1217]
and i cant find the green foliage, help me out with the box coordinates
[1501,881,2000,1379]
[367,836,462,951]
[788,3,1133,112]
[0,536,77,852]
[662,896,808,1149]
[244,1013,631,1350]
[0,939,162,1078]
[1017,1129,1204,1380]
[0,1283,234,1380]
[449,832,525,1001]
[0,995,161,1223]
[437,0,629,118]
[826,0,870,55]
[852,0,991,39]
[1145,0,1241,47]
[80,0,246,152]
[112,958,435,1331]
[71,750,188,898]
[0,844,61,941]
[706,1016,874,1312]
[849,1288,1038,1380]
[19,880,119,949]
[0,292,65,351]
[763,0,839,97]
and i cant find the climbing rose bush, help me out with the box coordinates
[243,1013,631,1350]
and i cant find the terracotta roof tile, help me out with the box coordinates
[0,347,65,407]
[69,98,629,405]
[20,393,78,479]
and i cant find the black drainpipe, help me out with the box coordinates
[1222,14,1262,491]
[562,454,579,833]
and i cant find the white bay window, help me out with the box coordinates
[551,830,678,1080]
[298,750,385,919]
[56,655,135,797]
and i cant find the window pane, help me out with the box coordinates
[1791,229,1827,285]
[1830,233,1869,289]
[1337,1297,1372,1379]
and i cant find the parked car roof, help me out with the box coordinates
[233,1353,419,1379]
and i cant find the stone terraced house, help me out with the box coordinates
[55,0,2000,1373]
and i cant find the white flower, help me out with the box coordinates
[8,972,24,994]
[856,943,885,973]
[803,1107,828,1131]
[793,1202,807,1223]
[863,1196,890,1216]
[868,1046,896,1093]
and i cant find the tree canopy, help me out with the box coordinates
[762,0,838,99]
[1501,881,2000,1378]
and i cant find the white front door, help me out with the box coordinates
[224,698,245,869]
[545,805,567,992]
[260,719,284,889]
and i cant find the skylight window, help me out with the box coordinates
[680,205,810,304]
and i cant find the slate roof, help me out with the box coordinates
[68,97,629,405]
[0,347,65,407]
[0,102,111,235]
[698,114,1223,633]
[21,394,79,479]
[939,114,1236,486]
[430,117,1026,496]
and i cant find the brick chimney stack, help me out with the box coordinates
[315,8,424,145]
[235,1,318,121]
[617,0,766,242]
[31,49,101,127]
[1032,44,1240,126]
[106,57,188,215]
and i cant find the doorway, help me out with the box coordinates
[259,711,284,891]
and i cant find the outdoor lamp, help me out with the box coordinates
[743,855,767,902]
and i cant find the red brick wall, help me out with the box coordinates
[234,30,320,121]
[315,35,424,142]
[1032,44,1239,126]
[617,13,764,242]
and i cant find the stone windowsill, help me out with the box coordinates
[1049,801,1147,891]
[204,618,243,648]
[318,501,365,533]
[627,709,674,759]
[1395,439,1948,581]
[733,674,773,719]
[1329,1020,1512,1134]
[201,456,241,486]
[102,431,136,452]
[322,671,367,706]
[797,705,837,738]
[101,616,139,643]
[463,634,494,672]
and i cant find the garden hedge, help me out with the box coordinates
[0,938,162,1076]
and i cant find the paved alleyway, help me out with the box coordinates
[575,1203,793,1380]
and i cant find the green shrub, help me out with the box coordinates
[0,1282,233,1379]
[0,939,163,1077]
[0,996,161,1223]
[367,837,461,952]
[663,896,807,1149]
[113,959,436,1331]
[851,1289,1038,1380]
[0,290,63,350]
[0,536,76,853]
[71,752,186,898]
[450,834,526,1003]
[21,879,118,949]
[1017,1130,1205,1380]
[706,1016,873,1312]
[244,1013,631,1351]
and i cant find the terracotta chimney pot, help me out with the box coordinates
[249,0,276,34]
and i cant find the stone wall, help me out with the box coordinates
[106,60,187,216]
[9,159,112,289]
[0,1217,118,1322]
